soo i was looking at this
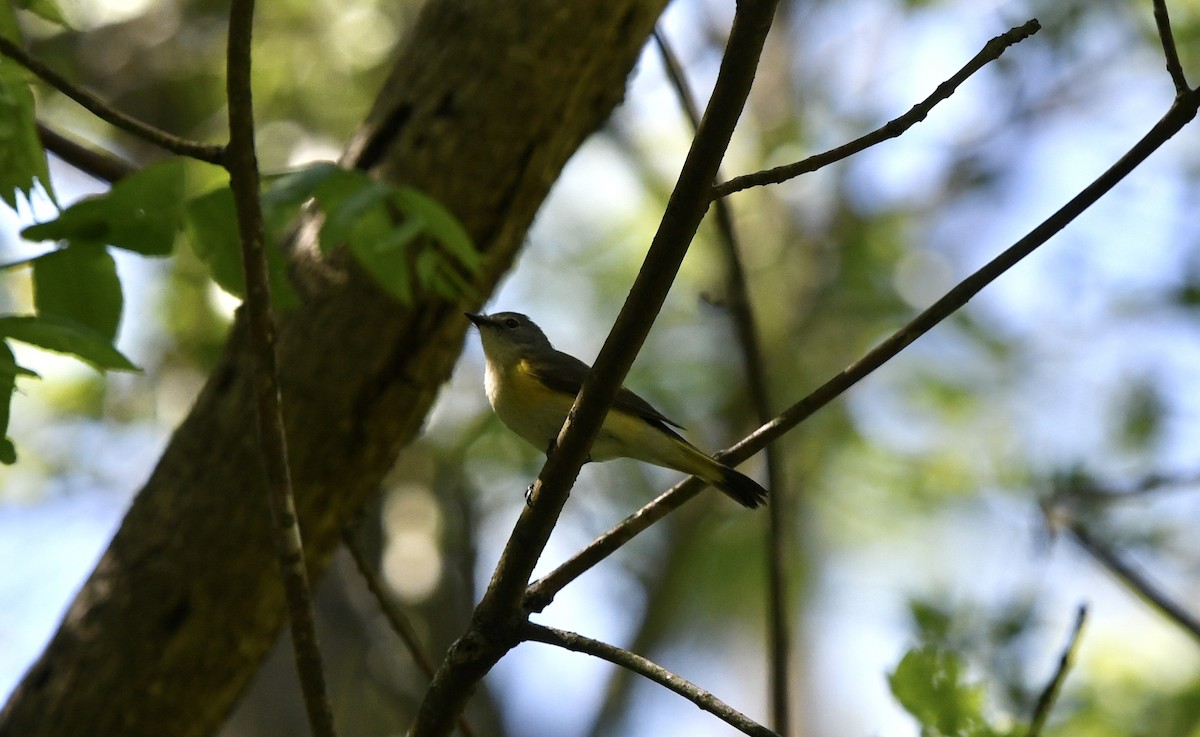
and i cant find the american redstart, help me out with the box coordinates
[466,311,767,508]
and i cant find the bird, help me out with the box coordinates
[465,311,767,508]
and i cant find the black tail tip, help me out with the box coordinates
[719,467,768,509]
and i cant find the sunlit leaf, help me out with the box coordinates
[0,0,54,209]
[889,645,1007,737]
[262,163,479,304]
[393,186,479,272]
[261,161,344,211]
[345,218,423,303]
[182,185,299,309]
[14,0,69,27]
[0,347,38,379]
[32,247,122,343]
[22,159,186,256]
[0,315,138,371]
[317,179,394,254]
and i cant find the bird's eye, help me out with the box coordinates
[503,318,519,329]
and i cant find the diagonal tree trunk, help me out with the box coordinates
[0,2,667,736]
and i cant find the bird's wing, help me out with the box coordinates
[527,350,686,431]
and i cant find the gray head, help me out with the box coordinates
[465,311,554,364]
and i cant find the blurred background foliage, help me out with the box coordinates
[2,0,1200,735]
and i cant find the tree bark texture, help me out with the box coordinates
[0,2,667,736]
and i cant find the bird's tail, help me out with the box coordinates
[715,465,768,508]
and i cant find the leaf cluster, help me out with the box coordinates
[2,152,478,463]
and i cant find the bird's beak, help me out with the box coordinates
[465,312,492,328]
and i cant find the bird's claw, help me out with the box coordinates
[524,483,536,507]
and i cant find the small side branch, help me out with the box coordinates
[37,123,137,183]
[1152,0,1189,94]
[0,36,224,165]
[713,19,1040,198]
[1066,523,1200,642]
[521,622,779,737]
[341,528,478,737]
[1027,604,1088,737]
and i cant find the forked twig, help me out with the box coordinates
[713,19,1040,198]
[1152,0,1189,94]
[0,35,224,164]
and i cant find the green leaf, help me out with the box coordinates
[182,185,299,309]
[0,315,138,371]
[317,179,395,255]
[21,159,186,256]
[261,164,480,304]
[0,1,55,210]
[0,341,16,464]
[392,186,479,272]
[345,217,423,303]
[0,347,39,379]
[261,161,344,212]
[260,161,344,242]
[889,645,1001,737]
[32,247,122,343]
[14,0,69,27]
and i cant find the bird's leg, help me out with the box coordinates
[527,437,591,506]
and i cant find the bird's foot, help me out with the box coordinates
[524,483,536,507]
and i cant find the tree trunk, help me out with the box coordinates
[0,2,667,735]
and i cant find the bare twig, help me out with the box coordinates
[409,4,782,735]
[713,19,1040,199]
[1046,470,1200,508]
[224,0,336,735]
[1027,604,1087,737]
[0,36,224,165]
[653,26,791,734]
[527,86,1200,609]
[1065,524,1200,642]
[1152,0,1189,95]
[37,123,136,183]
[521,622,778,737]
[341,528,478,737]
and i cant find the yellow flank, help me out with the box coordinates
[487,358,575,452]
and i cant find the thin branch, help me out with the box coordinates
[37,123,136,183]
[341,528,478,737]
[521,622,779,737]
[527,86,1200,610]
[0,35,224,165]
[654,26,791,734]
[1065,523,1200,641]
[1046,470,1200,508]
[1152,0,1189,95]
[409,4,782,735]
[1027,604,1087,737]
[225,0,336,735]
[712,19,1040,199]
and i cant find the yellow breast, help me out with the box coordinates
[485,358,575,451]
